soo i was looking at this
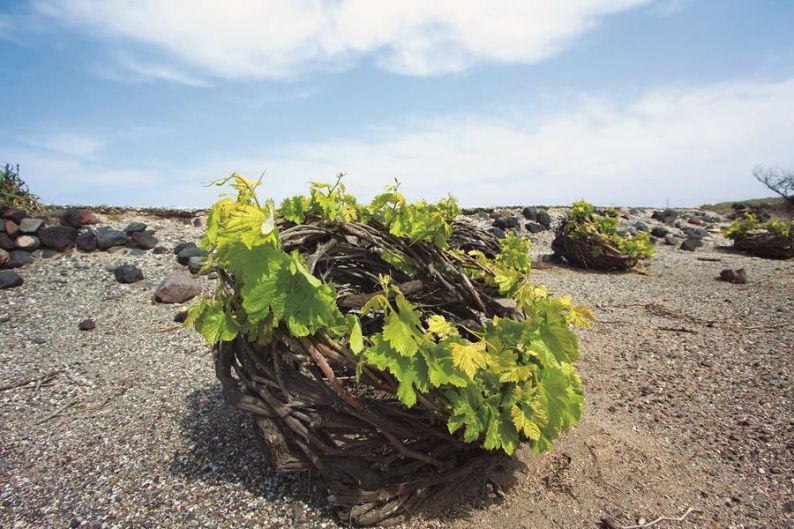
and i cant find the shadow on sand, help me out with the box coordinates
[171,384,525,526]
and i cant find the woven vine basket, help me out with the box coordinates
[732,231,794,259]
[551,230,640,270]
[213,220,512,526]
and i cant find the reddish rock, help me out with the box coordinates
[5,220,19,236]
[154,272,202,303]
[79,209,99,225]
[0,249,8,267]
[688,216,705,225]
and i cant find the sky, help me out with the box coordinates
[1,0,793,208]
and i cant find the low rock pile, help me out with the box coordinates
[0,205,162,288]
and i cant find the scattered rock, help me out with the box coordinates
[38,249,60,259]
[719,269,748,284]
[492,217,509,229]
[0,249,7,267]
[5,220,19,236]
[634,221,649,232]
[152,246,170,255]
[76,229,98,252]
[130,231,158,250]
[3,250,32,269]
[505,216,520,229]
[651,226,670,238]
[702,213,720,223]
[14,235,40,251]
[19,218,45,233]
[0,270,23,289]
[0,219,4,232]
[192,218,202,227]
[173,241,196,255]
[525,221,544,234]
[521,206,538,220]
[39,226,78,251]
[685,227,708,239]
[129,249,146,256]
[154,272,202,303]
[124,222,147,234]
[187,255,206,275]
[680,238,704,252]
[173,310,188,323]
[536,210,552,228]
[31,336,46,345]
[78,319,96,331]
[651,208,678,223]
[688,216,705,225]
[96,228,129,250]
[113,264,144,284]
[176,244,205,265]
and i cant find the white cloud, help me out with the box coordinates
[7,77,793,208]
[243,77,794,207]
[20,132,106,158]
[32,0,653,81]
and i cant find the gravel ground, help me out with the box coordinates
[1,209,792,529]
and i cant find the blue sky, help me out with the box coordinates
[1,0,793,208]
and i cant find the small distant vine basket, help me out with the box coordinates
[551,231,639,270]
[190,175,588,526]
[551,201,654,271]
[731,232,794,259]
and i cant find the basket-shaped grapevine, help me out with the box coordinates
[552,201,654,270]
[723,215,794,259]
[188,175,590,525]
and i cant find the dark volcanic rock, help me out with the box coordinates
[152,246,170,255]
[0,219,4,232]
[2,208,28,224]
[124,222,147,234]
[0,249,8,267]
[492,217,508,229]
[39,226,78,251]
[521,206,538,220]
[536,210,552,228]
[130,231,158,250]
[4,250,32,269]
[680,238,703,252]
[719,268,748,284]
[154,272,202,303]
[634,221,649,232]
[187,255,206,275]
[651,226,670,238]
[173,241,196,255]
[0,270,23,289]
[19,218,44,234]
[176,245,205,265]
[505,216,520,229]
[685,227,707,239]
[76,229,98,252]
[96,228,129,250]
[0,233,13,251]
[192,218,202,227]
[174,310,189,323]
[78,319,96,331]
[525,221,544,233]
[113,264,144,284]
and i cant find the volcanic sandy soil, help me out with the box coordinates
[1,209,792,529]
